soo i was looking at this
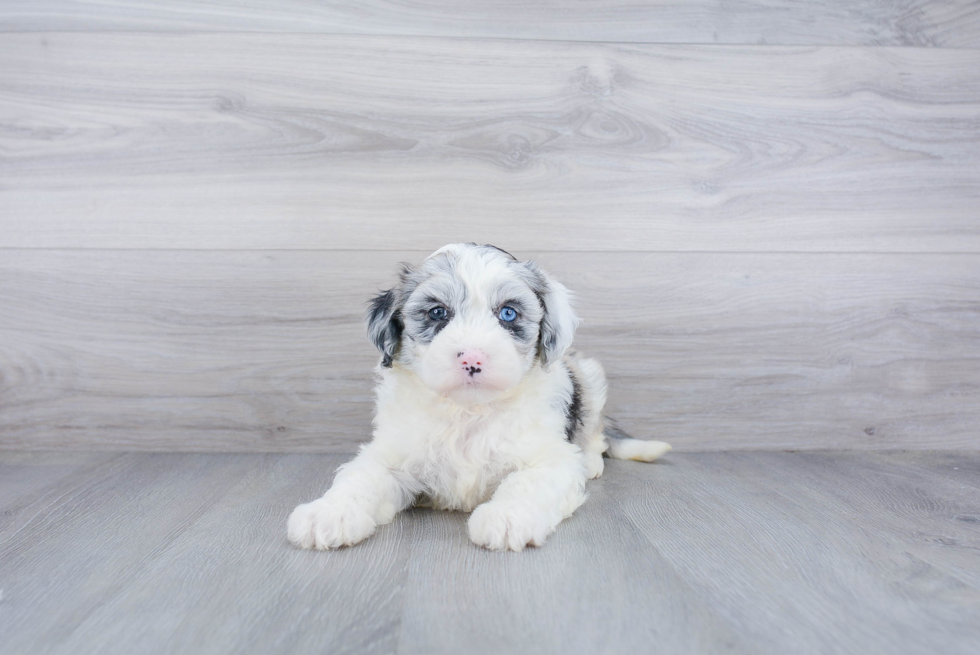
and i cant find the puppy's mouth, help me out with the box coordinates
[455,372,500,389]
[443,381,508,406]
[442,369,513,400]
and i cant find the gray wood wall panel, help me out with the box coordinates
[2,451,979,655]
[2,34,979,252]
[1,1,978,47]
[2,250,977,452]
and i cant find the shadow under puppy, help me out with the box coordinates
[288,243,670,551]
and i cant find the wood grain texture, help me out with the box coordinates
[31,454,413,655]
[884,450,980,491]
[2,249,978,452]
[0,451,118,524]
[611,451,980,655]
[0,452,262,653]
[1,451,978,655]
[395,473,748,653]
[1,1,978,47]
[2,34,980,252]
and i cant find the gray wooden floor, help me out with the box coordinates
[2,450,978,655]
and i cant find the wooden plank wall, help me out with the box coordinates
[1,3,978,452]
[2,1,979,46]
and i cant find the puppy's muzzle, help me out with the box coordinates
[457,349,485,377]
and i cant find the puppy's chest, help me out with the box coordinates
[402,415,518,511]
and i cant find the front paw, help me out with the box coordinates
[287,498,376,550]
[468,502,555,551]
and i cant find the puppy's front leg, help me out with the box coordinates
[287,447,413,550]
[468,448,587,551]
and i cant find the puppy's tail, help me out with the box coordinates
[603,420,671,462]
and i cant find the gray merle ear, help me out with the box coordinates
[523,262,580,368]
[366,288,404,367]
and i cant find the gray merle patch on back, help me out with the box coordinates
[564,366,584,441]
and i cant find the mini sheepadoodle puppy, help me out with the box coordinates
[288,243,670,551]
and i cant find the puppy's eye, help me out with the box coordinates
[428,306,448,320]
[498,306,518,322]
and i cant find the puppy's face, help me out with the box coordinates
[367,244,579,404]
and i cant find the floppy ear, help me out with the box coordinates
[525,263,580,368]
[366,288,404,367]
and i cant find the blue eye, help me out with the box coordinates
[499,306,518,322]
[428,306,448,320]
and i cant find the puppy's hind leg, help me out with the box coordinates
[287,444,415,550]
[567,355,608,479]
[569,355,671,467]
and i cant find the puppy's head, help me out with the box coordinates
[366,243,579,404]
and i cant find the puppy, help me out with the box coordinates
[288,243,670,551]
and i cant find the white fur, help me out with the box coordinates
[288,243,669,551]
[606,438,672,462]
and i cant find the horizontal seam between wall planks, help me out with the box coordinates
[2,248,980,255]
[1,30,979,51]
[2,447,974,455]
